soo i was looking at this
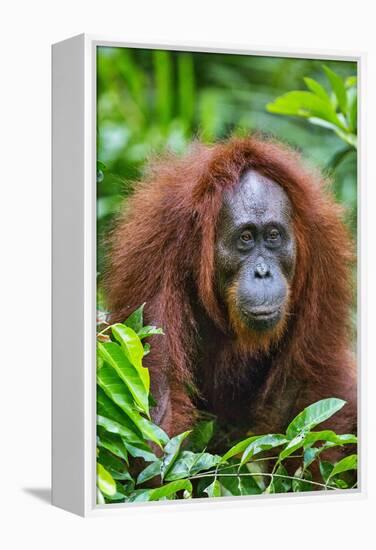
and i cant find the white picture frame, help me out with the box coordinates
[52,34,366,517]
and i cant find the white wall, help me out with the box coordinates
[1,1,375,548]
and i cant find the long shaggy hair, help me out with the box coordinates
[104,136,356,436]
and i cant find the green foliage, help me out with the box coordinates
[266,65,357,148]
[96,306,357,504]
[96,51,357,274]
[96,53,358,504]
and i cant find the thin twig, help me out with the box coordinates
[193,455,304,479]
[189,471,334,490]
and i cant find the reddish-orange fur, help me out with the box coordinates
[104,136,357,439]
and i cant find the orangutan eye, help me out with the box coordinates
[267,228,281,242]
[240,230,253,243]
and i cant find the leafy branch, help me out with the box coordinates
[96,305,357,504]
[266,66,357,149]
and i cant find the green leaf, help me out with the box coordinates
[304,430,357,448]
[137,326,164,339]
[123,304,145,333]
[123,441,158,462]
[137,460,162,485]
[204,479,222,498]
[97,341,149,415]
[327,454,357,481]
[143,342,151,356]
[97,160,107,171]
[323,65,347,115]
[111,324,150,393]
[97,385,136,429]
[218,465,262,496]
[220,435,262,463]
[319,461,334,483]
[286,398,346,439]
[97,365,167,446]
[279,432,307,461]
[97,414,143,445]
[269,464,291,493]
[246,461,266,491]
[266,91,346,130]
[97,428,129,462]
[161,431,191,480]
[240,434,288,466]
[187,420,215,452]
[98,448,133,481]
[97,488,105,505]
[304,77,331,103]
[97,463,116,497]
[164,451,220,481]
[292,466,313,492]
[149,480,193,501]
[347,86,357,132]
[103,482,129,502]
[303,447,321,470]
[279,429,356,463]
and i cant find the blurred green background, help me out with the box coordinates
[97,47,357,276]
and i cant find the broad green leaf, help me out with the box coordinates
[165,451,220,481]
[323,65,347,115]
[97,160,107,172]
[268,464,291,493]
[246,461,266,491]
[97,428,129,462]
[98,448,133,481]
[220,435,262,463]
[304,430,357,448]
[97,414,143,445]
[292,466,313,492]
[161,431,191,480]
[97,385,136,429]
[204,479,222,498]
[304,77,331,103]
[124,441,158,462]
[279,429,356,463]
[303,447,321,470]
[127,489,153,502]
[97,341,149,415]
[187,420,215,452]
[97,463,116,497]
[279,432,307,461]
[137,460,162,485]
[266,91,346,130]
[218,465,262,496]
[98,366,166,446]
[286,398,346,439]
[241,434,288,466]
[97,488,105,505]
[123,304,145,333]
[137,326,164,339]
[347,86,357,132]
[143,343,151,356]
[111,324,150,394]
[307,117,343,132]
[319,460,334,483]
[190,452,221,476]
[103,482,128,502]
[335,131,357,148]
[327,454,357,481]
[149,480,192,501]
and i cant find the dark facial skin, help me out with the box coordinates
[215,169,296,331]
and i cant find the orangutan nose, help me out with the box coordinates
[254,261,270,279]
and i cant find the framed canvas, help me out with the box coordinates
[52,34,365,517]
